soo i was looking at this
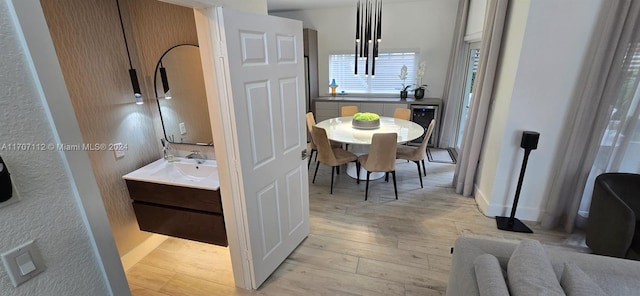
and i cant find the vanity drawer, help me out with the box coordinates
[133,201,228,246]
[126,180,222,214]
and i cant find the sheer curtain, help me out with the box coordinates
[439,0,469,148]
[577,44,640,227]
[541,0,640,231]
[454,0,509,196]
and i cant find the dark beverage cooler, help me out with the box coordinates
[410,104,440,147]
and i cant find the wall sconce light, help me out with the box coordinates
[116,0,143,104]
[159,63,172,99]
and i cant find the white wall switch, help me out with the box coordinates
[15,253,36,275]
[1,240,46,287]
[113,142,125,159]
[179,122,187,135]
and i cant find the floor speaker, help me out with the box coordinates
[496,131,539,233]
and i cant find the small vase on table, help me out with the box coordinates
[414,87,425,100]
[400,90,408,100]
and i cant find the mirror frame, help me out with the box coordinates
[154,43,213,146]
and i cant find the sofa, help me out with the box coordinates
[446,237,640,296]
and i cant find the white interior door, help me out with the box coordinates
[212,8,309,288]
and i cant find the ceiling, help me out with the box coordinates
[266,0,416,12]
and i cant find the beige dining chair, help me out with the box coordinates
[358,133,398,200]
[393,108,411,120]
[311,126,359,194]
[341,105,358,117]
[306,112,341,169]
[396,119,435,188]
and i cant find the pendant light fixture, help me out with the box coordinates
[159,62,172,99]
[116,0,143,104]
[354,0,382,77]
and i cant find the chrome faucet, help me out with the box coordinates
[186,150,205,164]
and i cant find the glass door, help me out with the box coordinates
[455,42,481,152]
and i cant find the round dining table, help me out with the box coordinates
[315,116,425,180]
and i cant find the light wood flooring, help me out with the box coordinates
[127,160,586,296]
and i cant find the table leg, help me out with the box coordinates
[346,163,384,180]
[345,143,384,180]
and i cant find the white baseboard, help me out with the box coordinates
[575,211,589,229]
[474,184,541,221]
[120,234,168,271]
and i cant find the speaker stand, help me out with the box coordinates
[496,146,534,234]
[496,216,532,233]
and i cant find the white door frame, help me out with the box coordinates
[10,0,260,293]
[192,6,253,289]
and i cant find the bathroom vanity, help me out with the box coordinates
[122,158,226,246]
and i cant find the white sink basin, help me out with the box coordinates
[174,162,216,179]
[123,158,219,190]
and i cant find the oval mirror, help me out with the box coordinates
[154,44,213,145]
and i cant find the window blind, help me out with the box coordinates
[328,52,418,94]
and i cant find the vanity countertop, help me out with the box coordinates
[123,157,219,191]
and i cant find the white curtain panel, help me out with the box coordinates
[541,0,640,231]
[438,0,469,148]
[453,0,509,196]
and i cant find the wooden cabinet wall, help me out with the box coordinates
[126,180,227,246]
[303,28,319,113]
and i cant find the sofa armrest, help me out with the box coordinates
[446,237,517,296]
[474,254,509,296]
[586,175,635,258]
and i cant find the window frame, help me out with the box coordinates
[328,50,420,95]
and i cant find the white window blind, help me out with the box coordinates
[329,52,418,94]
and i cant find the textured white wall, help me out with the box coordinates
[475,0,604,221]
[271,0,460,99]
[0,1,108,294]
[475,0,530,215]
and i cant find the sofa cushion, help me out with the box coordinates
[507,239,565,296]
[474,254,510,296]
[560,262,606,296]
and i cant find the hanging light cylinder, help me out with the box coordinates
[159,63,172,99]
[116,0,143,104]
[354,0,382,77]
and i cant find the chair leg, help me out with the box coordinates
[330,166,335,195]
[337,165,340,175]
[307,149,315,169]
[313,161,320,183]
[365,171,371,201]
[422,159,426,176]
[356,161,361,184]
[385,172,389,182]
[415,161,423,188]
[392,171,398,200]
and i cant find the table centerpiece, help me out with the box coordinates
[352,112,380,129]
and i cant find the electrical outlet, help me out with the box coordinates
[1,240,46,287]
[179,122,187,135]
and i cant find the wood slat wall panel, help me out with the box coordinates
[40,0,199,255]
